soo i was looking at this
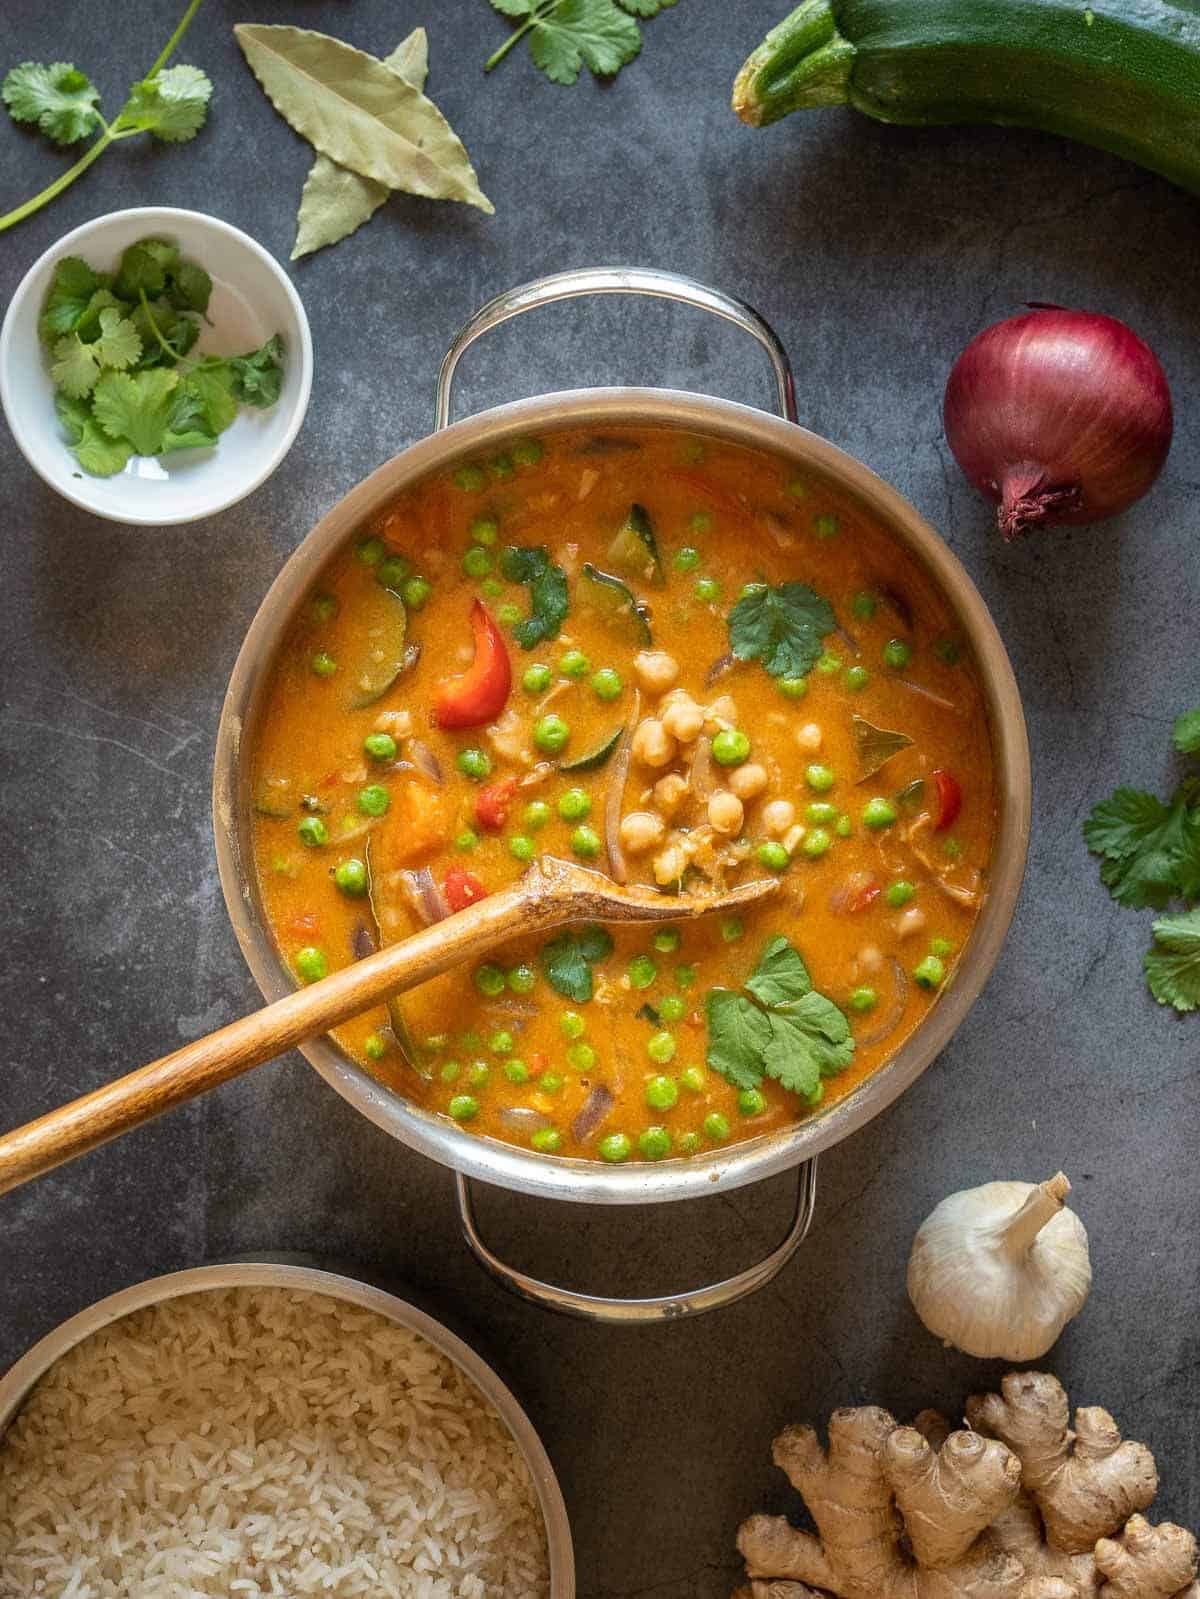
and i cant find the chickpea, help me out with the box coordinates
[704,694,738,731]
[631,717,677,769]
[653,842,688,885]
[858,944,884,975]
[795,722,823,752]
[654,772,689,816]
[761,799,796,837]
[708,790,744,837]
[661,697,705,742]
[634,650,680,695]
[619,811,667,855]
[897,907,927,939]
[782,823,806,855]
[728,762,768,801]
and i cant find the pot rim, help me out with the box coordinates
[213,387,1031,1205]
[0,1261,574,1595]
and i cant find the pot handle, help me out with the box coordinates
[434,266,798,429]
[454,1158,817,1324]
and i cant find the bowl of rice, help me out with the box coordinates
[0,1261,572,1598]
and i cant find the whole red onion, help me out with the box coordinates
[944,307,1173,540]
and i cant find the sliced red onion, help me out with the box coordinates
[856,957,909,1049]
[832,622,861,657]
[704,653,735,689]
[895,678,959,714]
[604,690,640,884]
[689,734,715,802]
[572,1084,615,1143]
[350,921,377,961]
[406,739,443,783]
[500,1106,552,1133]
[398,867,451,926]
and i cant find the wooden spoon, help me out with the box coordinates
[0,857,777,1199]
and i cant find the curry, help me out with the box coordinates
[252,427,996,1164]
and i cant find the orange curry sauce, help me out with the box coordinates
[253,427,995,1164]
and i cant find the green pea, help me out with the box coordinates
[567,1042,596,1072]
[512,437,544,466]
[694,576,721,603]
[703,1112,730,1141]
[460,1031,483,1052]
[363,1032,387,1061]
[805,763,835,792]
[298,816,327,847]
[679,1065,705,1093]
[777,676,808,700]
[356,536,385,566]
[448,1094,479,1121]
[470,516,498,546]
[886,881,915,907]
[571,825,601,858]
[533,714,569,754]
[402,576,432,609]
[740,582,768,602]
[523,663,552,695]
[851,589,878,619]
[659,995,686,1023]
[943,838,964,859]
[815,652,842,675]
[802,828,832,858]
[456,748,492,781]
[712,728,750,767]
[480,577,504,599]
[531,1127,563,1153]
[673,546,701,572]
[294,947,327,984]
[310,650,337,678]
[914,955,945,990]
[690,511,713,534]
[462,547,493,578]
[509,834,536,862]
[863,797,898,830]
[785,478,808,499]
[376,555,412,593]
[836,814,853,838]
[558,787,591,821]
[333,858,368,897]
[628,954,657,990]
[474,964,506,997]
[440,1061,461,1082]
[591,667,623,701]
[844,665,870,692]
[598,1133,631,1163]
[453,465,486,492]
[647,1031,676,1064]
[560,1011,586,1040]
[312,592,338,623]
[930,936,955,958]
[757,841,790,872]
[813,512,840,539]
[653,927,681,953]
[677,1132,701,1156]
[502,965,533,997]
[849,987,878,1013]
[495,603,521,628]
[675,963,697,989]
[883,638,913,669]
[357,785,390,817]
[488,453,514,480]
[933,637,962,666]
[559,649,589,678]
[540,1073,564,1094]
[717,917,742,944]
[645,1075,678,1111]
[639,1127,672,1160]
[681,438,705,463]
[364,732,397,762]
[738,1087,767,1116]
[455,829,479,852]
[490,1030,514,1055]
[468,1061,491,1087]
[806,803,838,826]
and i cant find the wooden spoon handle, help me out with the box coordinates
[0,876,574,1200]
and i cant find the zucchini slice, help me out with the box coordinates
[561,724,624,773]
[607,503,664,587]
[346,584,409,709]
[578,563,653,647]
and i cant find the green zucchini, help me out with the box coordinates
[560,725,624,772]
[346,584,410,709]
[608,504,665,587]
[578,563,654,646]
[732,0,1200,194]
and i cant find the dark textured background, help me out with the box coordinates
[2,1,1199,1592]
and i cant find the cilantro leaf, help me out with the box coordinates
[54,391,92,444]
[228,336,285,407]
[39,257,101,341]
[1085,789,1197,909]
[120,64,212,143]
[184,364,239,435]
[727,581,836,680]
[502,544,571,649]
[540,924,614,1001]
[74,288,124,340]
[762,1013,821,1101]
[93,307,142,370]
[705,989,771,1090]
[1144,910,1200,1013]
[617,0,678,14]
[1173,709,1200,757]
[159,381,218,454]
[56,392,132,476]
[771,993,855,1080]
[492,0,537,13]
[745,934,812,1007]
[50,335,101,399]
[129,299,200,368]
[168,259,212,316]
[114,242,169,300]
[529,0,642,84]
[91,368,180,456]
[3,62,101,145]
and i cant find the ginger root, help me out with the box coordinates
[734,1373,1196,1599]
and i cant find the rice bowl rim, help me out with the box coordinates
[0,1260,575,1597]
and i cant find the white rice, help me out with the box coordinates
[0,1288,550,1599]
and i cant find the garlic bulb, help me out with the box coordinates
[907,1172,1092,1360]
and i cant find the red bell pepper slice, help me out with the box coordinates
[475,775,520,832]
[931,769,963,832]
[432,601,512,731]
[442,867,488,913]
[846,879,882,913]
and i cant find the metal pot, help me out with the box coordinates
[214,268,1030,1323]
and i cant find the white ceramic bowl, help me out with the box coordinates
[0,207,313,525]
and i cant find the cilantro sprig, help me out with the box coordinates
[706,935,855,1104]
[727,580,836,681]
[500,544,571,649]
[1084,712,1200,1012]
[485,0,679,86]
[1,0,210,233]
[540,924,614,1002]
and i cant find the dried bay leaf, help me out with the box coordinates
[235,23,493,215]
[852,713,913,781]
[292,29,429,259]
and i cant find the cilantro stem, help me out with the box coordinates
[485,1,555,72]
[137,290,182,364]
[147,0,207,79]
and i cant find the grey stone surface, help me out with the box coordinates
[2,0,1199,1591]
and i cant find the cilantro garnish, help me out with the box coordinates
[726,581,836,680]
[706,935,854,1104]
[1173,709,1200,757]
[500,545,571,649]
[1144,911,1200,1013]
[485,0,679,86]
[540,924,614,1002]
[1,1,211,234]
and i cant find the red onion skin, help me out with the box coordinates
[944,308,1173,540]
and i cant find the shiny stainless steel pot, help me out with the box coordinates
[214,269,1030,1323]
